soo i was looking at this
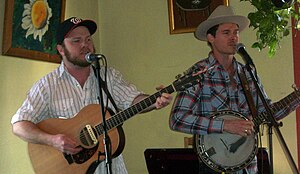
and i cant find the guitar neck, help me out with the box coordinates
[95,84,175,135]
[92,69,203,136]
[254,89,300,126]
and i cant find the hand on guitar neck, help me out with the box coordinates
[133,85,173,113]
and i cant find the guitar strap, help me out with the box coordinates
[92,66,120,112]
[237,65,258,118]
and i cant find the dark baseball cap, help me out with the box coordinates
[56,17,97,44]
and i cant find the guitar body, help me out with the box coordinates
[195,110,258,173]
[28,104,125,174]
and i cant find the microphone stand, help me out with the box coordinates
[244,63,299,174]
[93,57,113,174]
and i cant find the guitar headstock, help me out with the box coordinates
[292,84,299,91]
[292,84,300,96]
[173,69,206,92]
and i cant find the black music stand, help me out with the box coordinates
[144,148,270,174]
[144,148,199,174]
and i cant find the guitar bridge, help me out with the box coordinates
[86,125,98,145]
[80,125,98,147]
[205,147,216,157]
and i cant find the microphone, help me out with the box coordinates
[236,43,255,68]
[85,53,104,63]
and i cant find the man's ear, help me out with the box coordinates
[56,44,64,56]
[207,34,214,44]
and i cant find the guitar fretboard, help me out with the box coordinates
[90,70,203,136]
[95,85,175,135]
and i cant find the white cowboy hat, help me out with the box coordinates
[194,5,250,41]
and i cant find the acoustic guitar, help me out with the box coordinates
[28,70,205,174]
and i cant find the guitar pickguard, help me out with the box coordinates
[64,144,100,165]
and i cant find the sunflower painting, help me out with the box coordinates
[2,0,65,63]
[21,0,53,42]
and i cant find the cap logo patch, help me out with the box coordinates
[70,18,82,24]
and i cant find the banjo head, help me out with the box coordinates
[195,110,258,173]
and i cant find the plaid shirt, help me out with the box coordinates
[170,55,299,174]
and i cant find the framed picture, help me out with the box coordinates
[168,0,229,34]
[2,0,66,63]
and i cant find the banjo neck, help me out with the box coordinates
[253,87,300,128]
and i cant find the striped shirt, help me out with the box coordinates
[169,55,299,174]
[11,62,141,174]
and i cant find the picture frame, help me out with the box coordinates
[2,0,66,63]
[168,0,229,34]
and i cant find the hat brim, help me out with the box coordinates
[194,15,249,41]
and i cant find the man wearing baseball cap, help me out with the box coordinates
[170,5,299,174]
[11,17,173,174]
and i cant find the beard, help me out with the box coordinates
[62,44,91,67]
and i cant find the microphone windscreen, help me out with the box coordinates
[236,43,245,52]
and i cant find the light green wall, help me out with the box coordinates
[0,0,297,174]
[0,0,100,173]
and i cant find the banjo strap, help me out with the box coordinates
[237,65,258,118]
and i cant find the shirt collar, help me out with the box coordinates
[208,53,238,69]
[57,62,94,78]
[58,61,66,78]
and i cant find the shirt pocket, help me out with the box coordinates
[208,87,229,111]
[51,98,76,119]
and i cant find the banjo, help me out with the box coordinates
[195,86,300,173]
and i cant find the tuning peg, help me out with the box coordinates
[292,84,298,90]
[175,74,182,79]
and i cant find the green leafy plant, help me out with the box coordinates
[240,0,300,57]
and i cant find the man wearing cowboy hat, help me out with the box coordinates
[169,5,299,174]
